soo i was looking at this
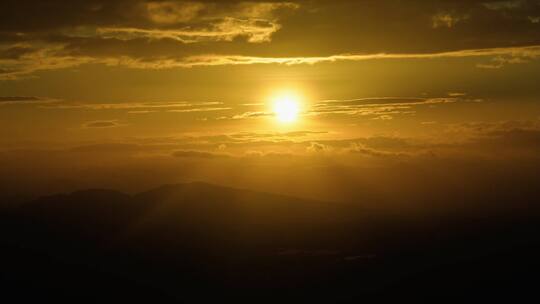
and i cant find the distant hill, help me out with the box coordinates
[11,182,358,247]
[1,182,540,302]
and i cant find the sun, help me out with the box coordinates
[273,93,301,123]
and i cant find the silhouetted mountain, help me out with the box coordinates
[1,182,540,302]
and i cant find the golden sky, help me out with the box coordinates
[1,1,540,203]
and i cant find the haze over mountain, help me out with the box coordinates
[2,182,539,302]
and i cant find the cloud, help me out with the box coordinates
[347,143,411,158]
[2,1,540,79]
[145,131,332,154]
[161,132,419,159]
[144,1,206,24]
[373,115,394,121]
[0,1,301,79]
[128,110,158,114]
[283,131,328,137]
[45,100,226,113]
[432,12,469,28]
[202,96,478,122]
[143,1,299,26]
[0,43,95,80]
[529,16,540,23]
[172,45,540,68]
[476,55,532,69]
[483,1,525,11]
[243,150,295,159]
[0,96,40,102]
[309,97,464,118]
[448,92,467,97]
[306,142,332,153]
[0,96,57,105]
[3,42,540,79]
[167,107,231,113]
[227,131,327,141]
[70,143,142,153]
[83,120,123,129]
[481,128,540,149]
[221,111,271,120]
[448,119,540,137]
[0,45,39,60]
[172,150,231,159]
[6,119,540,174]
[96,18,282,43]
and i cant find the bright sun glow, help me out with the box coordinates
[273,94,301,123]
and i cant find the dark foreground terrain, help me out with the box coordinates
[1,182,539,302]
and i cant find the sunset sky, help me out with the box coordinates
[2,0,540,203]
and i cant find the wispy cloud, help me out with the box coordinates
[483,0,525,11]
[172,150,231,159]
[46,2,300,43]
[83,120,124,129]
[167,107,231,113]
[432,11,469,28]
[0,96,59,105]
[476,55,532,69]
[212,96,478,121]
[347,143,411,158]
[2,1,540,80]
[142,1,299,25]
[2,43,540,79]
[44,101,227,113]
[218,111,272,120]
[169,45,540,68]
[308,97,466,118]
[96,17,281,43]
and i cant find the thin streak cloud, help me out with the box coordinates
[3,44,540,79]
